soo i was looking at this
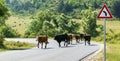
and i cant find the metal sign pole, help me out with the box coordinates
[97,4,112,61]
[104,19,106,61]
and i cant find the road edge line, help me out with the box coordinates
[79,43,104,61]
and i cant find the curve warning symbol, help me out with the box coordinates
[97,4,112,18]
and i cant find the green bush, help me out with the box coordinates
[0,25,20,38]
[0,33,5,48]
[93,32,120,44]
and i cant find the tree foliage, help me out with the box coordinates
[80,9,99,37]
[0,0,20,48]
[4,0,120,38]
[111,0,120,18]
[4,0,106,16]
[5,0,119,19]
[25,10,79,37]
[0,0,10,48]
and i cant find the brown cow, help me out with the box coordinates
[75,34,80,44]
[36,35,48,48]
[68,34,74,44]
[79,34,84,41]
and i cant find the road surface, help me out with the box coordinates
[0,38,101,61]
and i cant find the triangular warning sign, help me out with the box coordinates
[97,4,112,18]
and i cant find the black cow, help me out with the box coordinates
[54,34,70,47]
[84,35,91,45]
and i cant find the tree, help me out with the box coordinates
[80,9,99,37]
[25,9,79,37]
[0,0,10,48]
[25,9,56,37]
[57,0,74,14]
[111,0,120,18]
[56,13,79,33]
[0,0,10,25]
[0,0,20,48]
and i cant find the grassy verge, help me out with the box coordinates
[106,43,120,61]
[92,34,120,61]
[89,43,120,61]
[87,51,104,61]
[0,41,35,52]
[91,20,120,61]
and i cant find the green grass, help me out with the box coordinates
[0,41,35,52]
[94,20,120,61]
[97,20,120,33]
[0,48,7,52]
[107,43,120,61]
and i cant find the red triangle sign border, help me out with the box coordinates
[97,4,113,18]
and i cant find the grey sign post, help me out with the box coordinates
[97,4,112,61]
[104,19,106,61]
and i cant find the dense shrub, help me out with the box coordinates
[0,26,20,38]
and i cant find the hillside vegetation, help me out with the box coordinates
[5,0,116,17]
[6,16,32,36]
[4,0,120,37]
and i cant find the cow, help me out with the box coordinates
[36,35,48,48]
[75,34,80,44]
[84,35,91,45]
[68,34,74,44]
[79,34,84,41]
[54,34,70,47]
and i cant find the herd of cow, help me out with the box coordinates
[36,34,91,48]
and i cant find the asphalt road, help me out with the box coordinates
[0,38,101,61]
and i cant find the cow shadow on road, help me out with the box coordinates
[89,44,98,46]
[60,45,75,48]
[71,44,77,45]
[40,47,54,50]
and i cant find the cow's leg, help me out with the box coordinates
[85,40,86,45]
[81,38,82,42]
[45,44,47,48]
[64,42,65,46]
[81,37,83,41]
[76,39,79,44]
[45,43,47,48]
[59,42,61,47]
[64,42,68,47]
[80,38,81,41]
[70,39,72,44]
[76,39,77,44]
[78,39,80,43]
[66,42,68,47]
[88,40,90,45]
[81,38,83,41]
[68,41,70,44]
[37,42,39,48]
[41,43,43,48]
